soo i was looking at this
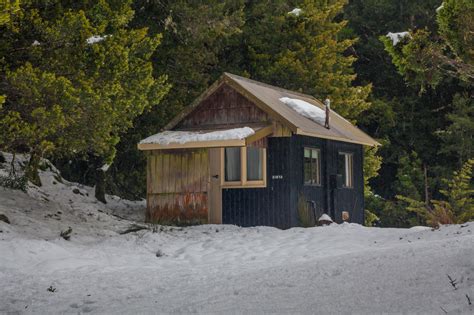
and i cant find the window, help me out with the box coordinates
[247,147,263,181]
[225,147,241,182]
[338,152,353,188]
[304,148,321,185]
[222,147,266,188]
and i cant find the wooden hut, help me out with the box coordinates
[138,73,379,228]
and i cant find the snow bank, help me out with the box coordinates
[386,31,411,46]
[140,127,255,145]
[280,97,326,124]
[0,153,473,314]
[318,213,333,222]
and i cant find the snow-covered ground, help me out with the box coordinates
[0,154,473,314]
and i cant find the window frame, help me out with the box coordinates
[221,147,267,188]
[338,152,354,188]
[303,147,322,186]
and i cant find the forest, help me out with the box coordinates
[1,0,473,228]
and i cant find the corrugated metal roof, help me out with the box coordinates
[164,72,379,147]
[224,73,380,146]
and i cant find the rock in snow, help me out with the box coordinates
[0,152,473,314]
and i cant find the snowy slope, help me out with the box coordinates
[0,154,473,314]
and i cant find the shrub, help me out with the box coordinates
[397,159,474,227]
[0,174,28,192]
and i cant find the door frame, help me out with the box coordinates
[208,148,222,223]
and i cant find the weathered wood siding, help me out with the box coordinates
[176,83,270,129]
[146,149,209,224]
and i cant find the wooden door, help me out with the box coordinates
[208,148,222,223]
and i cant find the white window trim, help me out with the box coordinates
[221,147,267,188]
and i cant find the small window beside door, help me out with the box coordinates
[338,152,353,188]
[222,147,266,188]
[224,147,241,181]
[304,148,321,186]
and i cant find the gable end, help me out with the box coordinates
[174,83,271,130]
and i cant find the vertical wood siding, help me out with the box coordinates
[221,135,365,228]
[222,137,292,229]
[290,136,364,225]
[176,83,270,129]
[146,149,209,225]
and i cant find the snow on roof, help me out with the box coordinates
[280,97,326,125]
[86,35,108,44]
[288,8,302,16]
[139,127,255,145]
[318,213,333,222]
[386,32,411,46]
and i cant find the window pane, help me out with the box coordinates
[337,153,346,185]
[338,152,353,188]
[247,147,263,181]
[346,154,353,187]
[304,148,312,184]
[312,149,320,185]
[225,147,241,181]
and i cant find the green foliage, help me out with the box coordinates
[108,0,244,198]
[397,159,474,227]
[0,0,169,187]
[441,158,474,222]
[364,209,379,227]
[437,93,474,167]
[232,0,371,120]
[437,0,474,64]
[365,192,420,228]
[0,0,19,26]
[363,146,382,193]
[394,151,425,200]
[381,0,474,89]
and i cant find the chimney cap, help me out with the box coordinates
[324,98,331,108]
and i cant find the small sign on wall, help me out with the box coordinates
[342,211,350,222]
[272,175,283,180]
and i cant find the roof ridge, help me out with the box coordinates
[224,72,324,106]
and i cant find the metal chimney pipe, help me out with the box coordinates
[324,98,330,129]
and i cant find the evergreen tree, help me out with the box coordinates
[0,0,169,201]
[230,0,371,120]
[108,0,244,199]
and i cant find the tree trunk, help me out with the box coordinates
[423,163,430,208]
[95,167,107,204]
[26,150,42,186]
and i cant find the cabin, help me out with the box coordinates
[138,73,379,228]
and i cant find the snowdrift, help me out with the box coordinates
[0,153,473,314]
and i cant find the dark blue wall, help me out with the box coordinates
[222,135,365,228]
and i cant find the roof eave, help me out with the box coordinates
[296,128,380,147]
